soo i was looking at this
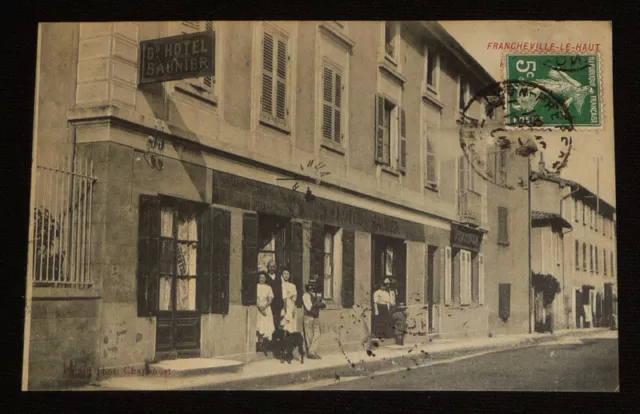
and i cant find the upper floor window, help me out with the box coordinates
[582,242,587,270]
[178,21,216,99]
[581,202,586,225]
[595,246,599,273]
[321,65,344,144]
[425,46,440,94]
[574,199,579,222]
[603,217,607,235]
[260,27,290,131]
[575,240,580,270]
[589,244,593,273]
[374,94,406,173]
[603,249,607,275]
[384,22,398,60]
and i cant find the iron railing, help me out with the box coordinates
[31,155,97,287]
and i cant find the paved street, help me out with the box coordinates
[301,333,618,391]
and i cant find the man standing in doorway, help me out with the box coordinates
[266,260,283,337]
[303,277,326,359]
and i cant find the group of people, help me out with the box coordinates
[255,260,326,361]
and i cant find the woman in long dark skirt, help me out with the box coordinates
[373,278,393,339]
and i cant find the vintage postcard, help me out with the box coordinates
[23,20,617,391]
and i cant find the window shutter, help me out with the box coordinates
[399,108,407,172]
[595,246,599,273]
[204,24,215,87]
[241,213,259,306]
[426,135,437,184]
[374,94,385,163]
[478,254,485,305]
[310,222,325,290]
[458,156,468,193]
[182,21,201,33]
[289,222,304,308]
[342,229,355,308]
[211,208,231,314]
[461,251,470,305]
[334,72,342,143]
[443,246,451,306]
[196,206,214,314]
[498,206,508,244]
[275,38,287,122]
[395,242,407,305]
[137,196,161,317]
[322,67,334,140]
[498,283,511,321]
[261,32,275,118]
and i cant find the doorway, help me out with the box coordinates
[371,235,406,338]
[155,202,201,360]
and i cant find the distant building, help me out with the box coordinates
[26,21,529,389]
[530,154,617,332]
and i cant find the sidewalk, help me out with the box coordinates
[75,327,614,391]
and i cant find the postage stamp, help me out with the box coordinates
[504,54,602,128]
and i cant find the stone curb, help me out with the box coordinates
[177,328,612,390]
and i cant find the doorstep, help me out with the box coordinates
[149,358,244,377]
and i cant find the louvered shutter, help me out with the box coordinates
[137,196,161,317]
[374,94,386,163]
[261,32,275,119]
[395,242,407,304]
[478,254,485,305]
[341,229,355,308]
[211,208,230,314]
[499,283,511,321]
[463,251,472,305]
[289,222,304,308]
[204,22,215,88]
[498,206,509,244]
[196,206,214,314]
[426,135,437,184]
[310,222,325,291]
[322,67,334,140]
[399,108,407,173]
[443,246,451,306]
[275,38,288,122]
[458,156,467,193]
[241,213,259,306]
[334,72,342,143]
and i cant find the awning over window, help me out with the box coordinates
[531,211,573,230]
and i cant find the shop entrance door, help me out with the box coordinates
[155,204,201,360]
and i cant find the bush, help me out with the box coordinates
[532,272,561,308]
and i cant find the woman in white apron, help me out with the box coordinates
[256,272,275,353]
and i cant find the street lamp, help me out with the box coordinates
[516,138,539,334]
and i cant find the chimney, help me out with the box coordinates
[538,152,546,174]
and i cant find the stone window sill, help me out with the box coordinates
[175,83,218,108]
[422,92,445,110]
[259,118,292,135]
[321,139,345,155]
[381,165,402,177]
[425,183,439,193]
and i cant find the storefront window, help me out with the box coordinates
[323,231,334,299]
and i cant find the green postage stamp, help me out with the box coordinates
[505,54,602,128]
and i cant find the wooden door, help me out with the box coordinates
[155,204,201,360]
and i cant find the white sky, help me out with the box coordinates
[440,21,615,206]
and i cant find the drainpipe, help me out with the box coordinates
[528,155,532,334]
